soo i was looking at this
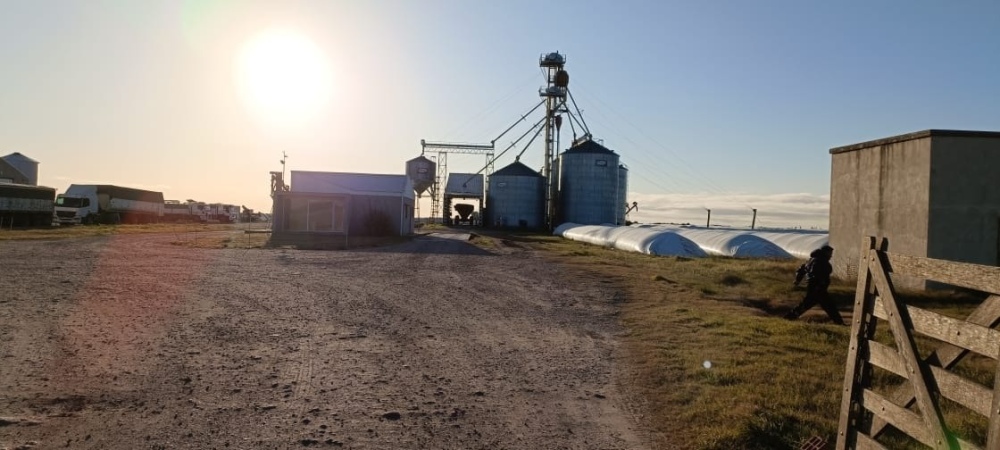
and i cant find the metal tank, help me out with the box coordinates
[486,161,545,229]
[558,139,620,225]
[616,164,629,225]
[405,155,436,196]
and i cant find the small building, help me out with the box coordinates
[271,171,415,241]
[829,129,1000,288]
[0,153,35,185]
[443,173,483,225]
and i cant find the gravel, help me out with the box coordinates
[0,231,647,449]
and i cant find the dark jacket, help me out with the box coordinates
[807,255,832,290]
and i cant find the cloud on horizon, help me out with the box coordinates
[627,191,830,230]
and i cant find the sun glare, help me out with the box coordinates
[236,29,333,127]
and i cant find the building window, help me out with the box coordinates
[309,200,334,231]
[287,197,347,232]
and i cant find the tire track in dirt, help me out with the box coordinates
[1,231,649,449]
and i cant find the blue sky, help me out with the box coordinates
[2,1,999,228]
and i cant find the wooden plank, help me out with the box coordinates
[861,390,984,450]
[886,252,1000,294]
[958,438,984,450]
[837,237,877,450]
[866,340,907,378]
[861,389,936,447]
[988,339,1000,449]
[869,250,951,449]
[872,294,1000,438]
[933,365,993,418]
[854,431,889,450]
[867,339,992,417]
[873,297,1000,360]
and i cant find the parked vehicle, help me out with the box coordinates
[0,183,56,227]
[55,184,164,225]
[162,200,241,223]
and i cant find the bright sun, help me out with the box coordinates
[236,29,333,127]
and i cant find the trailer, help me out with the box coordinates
[55,184,164,225]
[0,183,56,227]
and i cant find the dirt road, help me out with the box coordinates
[1,231,648,449]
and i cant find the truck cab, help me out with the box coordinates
[54,194,92,225]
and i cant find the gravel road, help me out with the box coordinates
[0,231,648,449]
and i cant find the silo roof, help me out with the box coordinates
[493,161,542,178]
[445,173,484,197]
[563,139,616,155]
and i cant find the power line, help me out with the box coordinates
[581,108,706,194]
[573,93,726,195]
[440,71,542,143]
[572,77,733,195]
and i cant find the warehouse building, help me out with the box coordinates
[828,129,1000,289]
[0,152,37,185]
[271,171,414,241]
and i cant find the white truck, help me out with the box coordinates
[55,184,164,225]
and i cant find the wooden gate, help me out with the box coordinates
[837,237,1000,449]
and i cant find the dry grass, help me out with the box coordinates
[468,232,499,250]
[168,232,271,249]
[512,234,986,450]
[0,223,269,241]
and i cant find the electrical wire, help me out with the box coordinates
[571,77,733,196]
[462,116,546,185]
[438,71,540,142]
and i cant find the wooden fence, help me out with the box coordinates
[837,237,1000,449]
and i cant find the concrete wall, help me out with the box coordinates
[829,137,932,286]
[928,136,1000,266]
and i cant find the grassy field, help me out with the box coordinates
[0,223,273,250]
[495,233,989,450]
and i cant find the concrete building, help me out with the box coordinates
[829,129,1000,288]
[271,171,414,242]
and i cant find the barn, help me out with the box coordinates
[0,153,36,185]
[828,129,1000,289]
[271,171,415,241]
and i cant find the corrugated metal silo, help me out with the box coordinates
[487,161,545,228]
[558,139,620,225]
[405,156,436,196]
[616,164,628,225]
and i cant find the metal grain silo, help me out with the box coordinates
[405,156,436,196]
[616,164,628,225]
[558,139,620,225]
[487,161,545,229]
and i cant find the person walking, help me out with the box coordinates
[784,245,845,325]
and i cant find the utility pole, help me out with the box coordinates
[751,208,758,230]
[280,151,288,186]
[706,208,711,228]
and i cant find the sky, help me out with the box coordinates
[2,1,999,229]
